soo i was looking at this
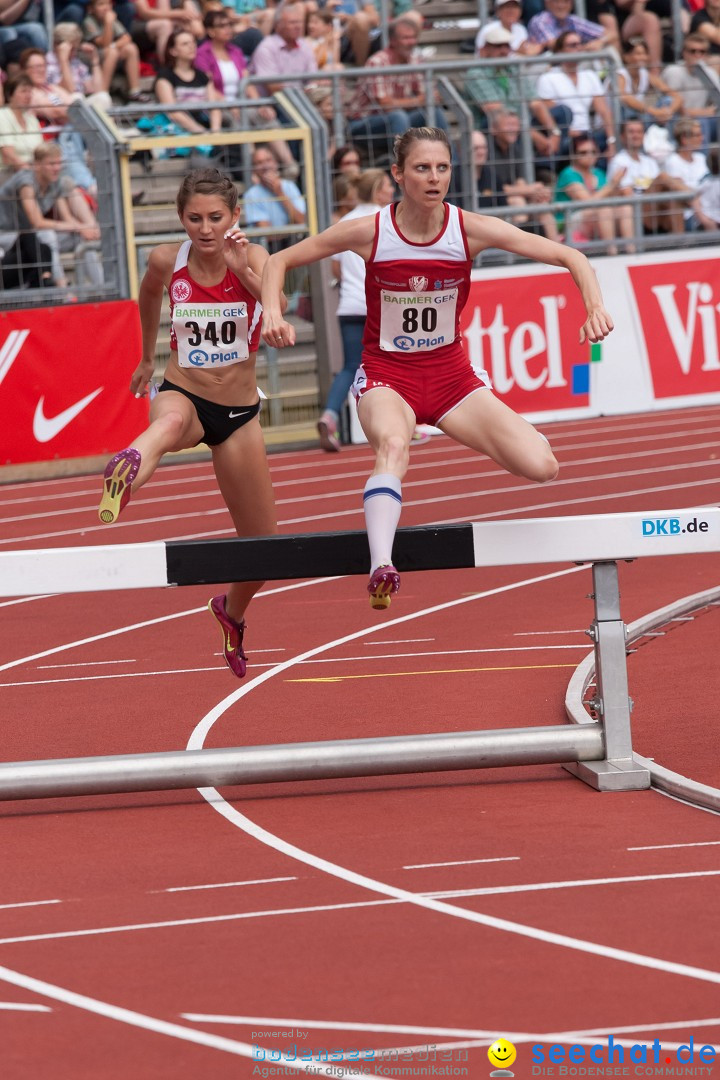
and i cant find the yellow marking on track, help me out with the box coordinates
[288,662,577,683]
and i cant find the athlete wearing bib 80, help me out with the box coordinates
[261,127,614,611]
[98,168,283,678]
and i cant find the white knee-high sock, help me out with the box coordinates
[363,473,402,573]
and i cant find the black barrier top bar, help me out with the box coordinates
[165,524,476,586]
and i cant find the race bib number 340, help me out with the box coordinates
[379,288,458,353]
[174,303,249,368]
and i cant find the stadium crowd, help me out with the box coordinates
[0,0,719,292]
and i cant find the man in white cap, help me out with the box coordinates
[465,23,565,164]
[475,0,544,55]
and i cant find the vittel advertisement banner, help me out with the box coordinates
[0,301,147,465]
[459,270,594,414]
[626,259,720,399]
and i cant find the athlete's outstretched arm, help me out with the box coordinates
[462,212,614,345]
[133,245,175,397]
[260,216,376,347]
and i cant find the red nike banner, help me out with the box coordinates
[0,301,148,465]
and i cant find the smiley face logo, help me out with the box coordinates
[488,1039,517,1073]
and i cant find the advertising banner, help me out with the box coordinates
[0,301,148,465]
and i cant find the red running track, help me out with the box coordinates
[1,406,719,1080]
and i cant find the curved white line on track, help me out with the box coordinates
[186,567,720,988]
[0,965,387,1074]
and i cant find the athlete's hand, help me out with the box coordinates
[262,312,296,349]
[131,358,154,397]
[222,226,250,277]
[579,306,614,344]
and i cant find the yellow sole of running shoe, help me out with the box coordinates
[98,464,133,524]
[369,591,392,610]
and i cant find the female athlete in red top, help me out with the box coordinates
[261,127,613,611]
[98,167,282,677]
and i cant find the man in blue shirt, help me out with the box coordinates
[243,144,306,242]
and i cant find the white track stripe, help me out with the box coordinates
[0,1002,51,1012]
[403,858,520,869]
[628,841,720,851]
[0,578,334,675]
[0,899,60,911]
[161,877,297,893]
[0,965,387,1074]
[186,571,720,988]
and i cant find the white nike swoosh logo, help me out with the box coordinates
[33,387,104,443]
[228,408,253,418]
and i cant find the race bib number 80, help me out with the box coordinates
[174,302,249,368]
[379,288,458,353]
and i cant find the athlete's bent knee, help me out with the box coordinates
[154,409,187,443]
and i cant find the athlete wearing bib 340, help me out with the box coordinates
[261,127,614,611]
[97,167,283,678]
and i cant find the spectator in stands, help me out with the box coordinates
[465,25,567,164]
[132,0,203,67]
[607,117,690,232]
[318,0,380,68]
[536,30,617,155]
[663,32,720,148]
[555,132,634,254]
[0,0,48,52]
[82,0,147,101]
[46,22,110,104]
[696,146,720,229]
[304,8,342,71]
[317,166,394,451]
[475,0,544,55]
[195,10,299,175]
[527,0,618,53]
[690,0,720,60]
[243,143,306,241]
[346,16,449,155]
[663,116,708,229]
[615,36,682,126]
[249,3,317,95]
[0,73,43,171]
[333,144,362,175]
[20,47,99,198]
[332,171,359,221]
[470,128,494,206]
[154,27,222,136]
[612,0,667,73]
[485,108,561,239]
[0,142,102,289]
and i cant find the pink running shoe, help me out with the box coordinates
[367,564,400,610]
[98,448,141,523]
[208,594,248,678]
[317,414,341,452]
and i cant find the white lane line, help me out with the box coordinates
[0,645,592,688]
[0,1002,51,1012]
[37,660,138,669]
[187,570,720,989]
[403,858,520,869]
[363,639,435,644]
[159,877,298,893]
[3,467,718,548]
[0,595,53,609]
[6,438,720,527]
[514,630,586,636]
[628,841,720,851]
[0,899,397,946]
[0,578,334,675]
[181,1015,499,1037]
[0,965,387,1075]
[426,869,720,897]
[0,899,61,911]
[657,790,720,818]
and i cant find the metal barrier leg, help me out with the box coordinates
[565,561,651,791]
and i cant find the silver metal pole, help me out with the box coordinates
[0,726,604,801]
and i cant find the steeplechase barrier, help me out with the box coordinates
[2,507,719,799]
